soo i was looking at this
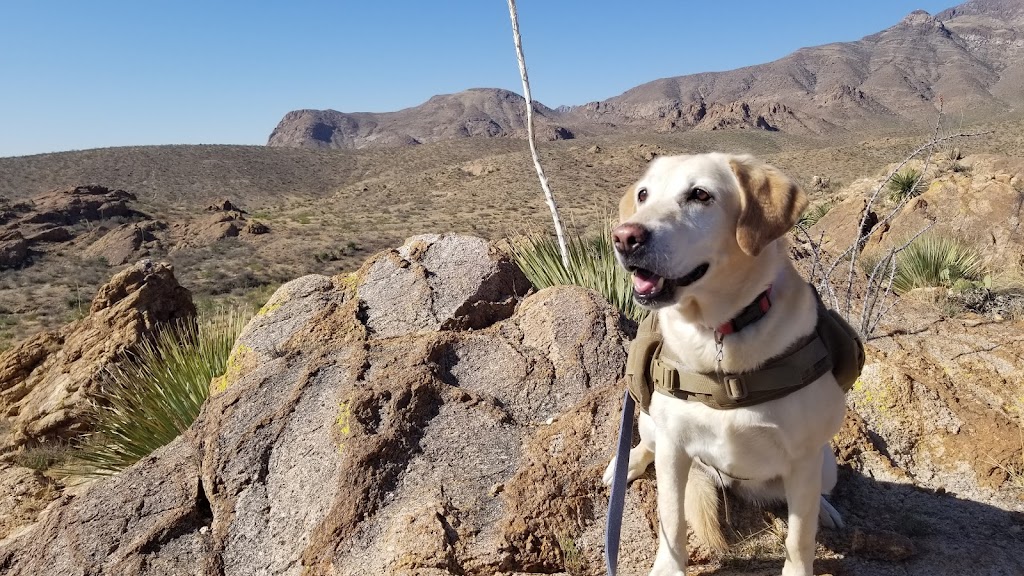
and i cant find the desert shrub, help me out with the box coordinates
[10,442,75,471]
[893,235,985,294]
[797,201,834,229]
[887,169,926,202]
[68,307,251,476]
[508,227,645,322]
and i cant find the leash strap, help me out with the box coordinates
[605,389,636,576]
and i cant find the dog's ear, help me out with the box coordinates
[618,184,637,223]
[729,156,808,256]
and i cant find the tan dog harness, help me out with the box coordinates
[625,286,865,411]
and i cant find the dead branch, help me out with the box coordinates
[506,0,571,270]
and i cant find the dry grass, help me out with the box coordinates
[1,116,1023,346]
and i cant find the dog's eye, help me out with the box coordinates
[688,187,712,203]
[637,188,648,204]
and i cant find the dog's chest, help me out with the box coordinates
[655,400,792,481]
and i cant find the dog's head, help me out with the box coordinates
[613,153,807,309]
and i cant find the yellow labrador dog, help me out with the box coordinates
[603,153,846,576]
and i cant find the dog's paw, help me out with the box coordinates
[818,495,845,530]
[649,555,687,576]
[603,449,654,486]
[602,458,617,485]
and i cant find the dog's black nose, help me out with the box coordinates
[612,223,648,256]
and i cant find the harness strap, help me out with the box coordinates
[655,332,833,408]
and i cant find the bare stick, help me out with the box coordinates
[859,222,934,335]
[507,0,571,270]
[843,103,944,318]
[794,223,826,293]
[866,253,899,336]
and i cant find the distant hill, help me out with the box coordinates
[267,88,574,149]
[269,0,1024,149]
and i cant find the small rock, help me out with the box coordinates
[489,483,505,497]
[246,221,269,235]
[206,199,247,214]
[0,233,29,269]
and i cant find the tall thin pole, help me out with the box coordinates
[507,0,571,270]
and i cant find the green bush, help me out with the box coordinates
[507,227,646,322]
[887,169,926,202]
[893,235,985,294]
[68,308,251,476]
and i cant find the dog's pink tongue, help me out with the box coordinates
[632,271,662,295]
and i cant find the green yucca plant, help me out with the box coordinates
[893,235,985,294]
[508,227,646,322]
[68,308,252,476]
[797,201,834,229]
[887,169,926,202]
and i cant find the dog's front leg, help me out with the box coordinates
[781,450,825,576]
[651,436,691,576]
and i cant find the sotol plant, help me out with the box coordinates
[892,234,985,294]
[508,227,645,322]
[887,169,926,202]
[69,308,251,476]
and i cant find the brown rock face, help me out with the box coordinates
[0,184,163,270]
[0,260,195,448]
[0,231,29,269]
[0,465,54,541]
[812,154,1024,275]
[82,221,167,265]
[21,184,144,226]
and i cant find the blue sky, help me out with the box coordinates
[1,0,957,157]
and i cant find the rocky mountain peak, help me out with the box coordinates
[937,0,1024,22]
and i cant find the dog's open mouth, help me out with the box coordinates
[630,263,709,304]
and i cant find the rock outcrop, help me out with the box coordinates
[0,260,195,448]
[82,220,167,266]
[1,234,1021,575]
[20,184,144,225]
[172,199,268,249]
[0,185,161,269]
[811,154,1024,276]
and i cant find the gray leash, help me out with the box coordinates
[605,389,636,576]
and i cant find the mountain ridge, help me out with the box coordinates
[269,0,1024,149]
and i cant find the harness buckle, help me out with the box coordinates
[725,376,747,401]
[651,358,679,391]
